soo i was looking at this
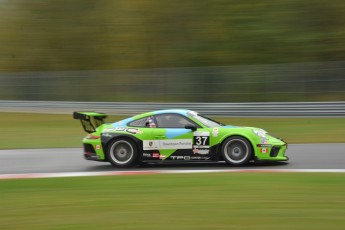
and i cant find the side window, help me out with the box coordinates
[128,116,156,128]
[155,114,197,128]
[128,117,149,127]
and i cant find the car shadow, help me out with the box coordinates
[86,160,289,171]
[248,161,289,167]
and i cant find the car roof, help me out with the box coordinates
[153,109,195,116]
[111,109,197,127]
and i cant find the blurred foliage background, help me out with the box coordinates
[0,0,345,102]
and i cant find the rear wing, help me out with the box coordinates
[73,112,107,133]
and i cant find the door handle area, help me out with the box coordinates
[155,135,166,139]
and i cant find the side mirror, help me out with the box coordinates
[185,124,197,132]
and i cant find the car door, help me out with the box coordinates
[150,113,212,161]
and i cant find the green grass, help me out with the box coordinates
[0,112,126,149]
[1,173,345,230]
[0,112,344,149]
[216,117,345,144]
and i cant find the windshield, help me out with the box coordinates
[188,112,224,128]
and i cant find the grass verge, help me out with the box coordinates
[0,112,344,149]
[1,173,345,230]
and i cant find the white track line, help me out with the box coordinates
[1,169,345,180]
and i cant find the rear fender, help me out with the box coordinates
[101,133,143,161]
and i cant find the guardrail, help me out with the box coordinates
[1,100,345,117]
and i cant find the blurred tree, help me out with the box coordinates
[0,0,112,71]
[0,0,344,102]
[1,0,345,71]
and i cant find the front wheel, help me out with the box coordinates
[107,139,138,168]
[221,136,253,166]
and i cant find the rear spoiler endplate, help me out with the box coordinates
[73,112,107,133]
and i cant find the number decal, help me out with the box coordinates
[193,132,210,155]
[195,136,208,146]
[193,132,210,147]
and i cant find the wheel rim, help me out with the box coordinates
[109,140,134,165]
[223,139,249,164]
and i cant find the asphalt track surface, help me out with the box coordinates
[0,144,344,175]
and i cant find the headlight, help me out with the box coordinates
[253,129,267,138]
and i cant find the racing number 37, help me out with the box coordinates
[193,132,210,147]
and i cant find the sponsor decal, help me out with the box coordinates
[143,152,166,159]
[143,153,151,157]
[170,156,211,160]
[212,128,219,137]
[143,139,193,150]
[103,128,143,135]
[114,127,126,132]
[194,131,209,136]
[160,139,193,149]
[260,148,267,153]
[103,128,124,132]
[197,149,209,155]
[261,139,268,144]
[152,153,160,158]
[257,144,272,147]
[143,140,159,150]
[193,148,198,154]
[95,145,101,150]
[126,128,143,134]
[193,148,209,155]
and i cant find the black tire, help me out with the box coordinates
[106,138,138,168]
[221,136,253,166]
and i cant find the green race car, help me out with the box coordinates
[74,109,288,167]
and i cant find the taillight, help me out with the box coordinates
[86,134,100,139]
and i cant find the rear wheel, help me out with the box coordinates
[107,139,138,168]
[221,136,252,166]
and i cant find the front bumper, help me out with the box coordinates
[255,144,288,161]
[255,135,288,161]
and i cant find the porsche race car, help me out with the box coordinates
[73,109,288,167]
